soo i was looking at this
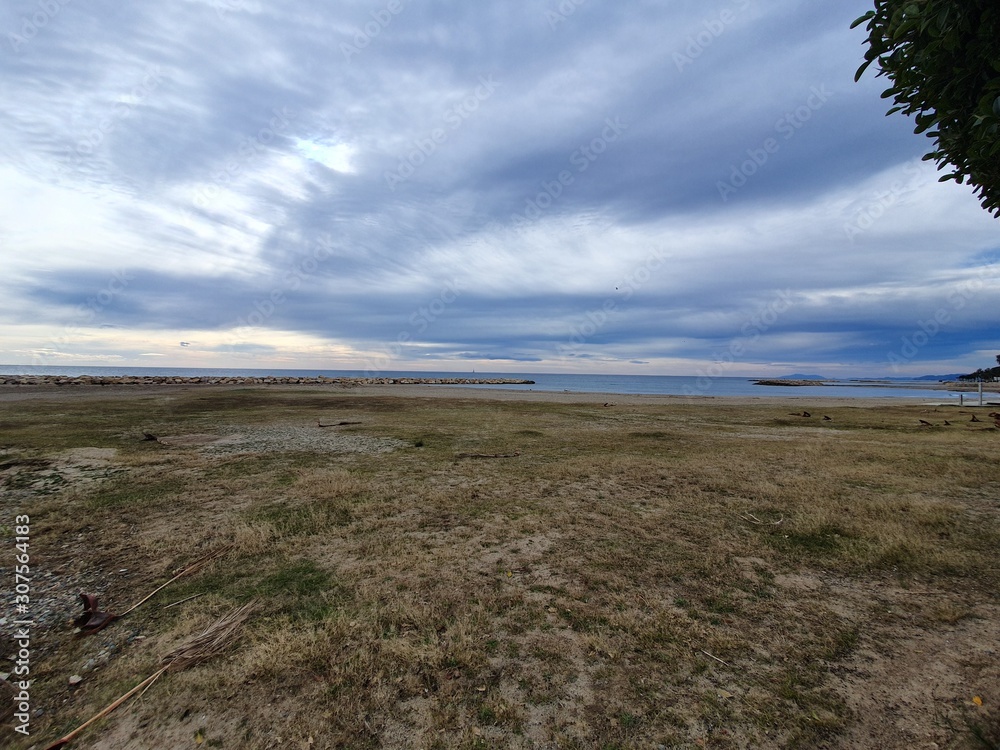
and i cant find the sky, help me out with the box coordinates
[1,0,997,378]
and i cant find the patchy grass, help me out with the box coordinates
[1,387,998,748]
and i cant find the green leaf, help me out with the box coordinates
[855,59,875,82]
[852,0,1000,215]
[850,11,876,30]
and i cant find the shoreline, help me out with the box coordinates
[755,378,1000,393]
[0,381,987,408]
[2,375,998,409]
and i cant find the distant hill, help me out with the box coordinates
[778,373,828,380]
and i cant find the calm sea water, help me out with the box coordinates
[0,365,967,400]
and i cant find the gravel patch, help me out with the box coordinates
[199,425,409,456]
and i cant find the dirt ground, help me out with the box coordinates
[1,384,998,749]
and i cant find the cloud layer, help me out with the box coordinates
[1,0,997,376]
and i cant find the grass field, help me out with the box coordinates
[1,385,998,749]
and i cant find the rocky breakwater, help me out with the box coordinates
[0,375,535,387]
[753,379,827,387]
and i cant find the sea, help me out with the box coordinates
[0,365,973,401]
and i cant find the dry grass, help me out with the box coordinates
[1,387,998,749]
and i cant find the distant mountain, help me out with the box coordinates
[778,373,828,380]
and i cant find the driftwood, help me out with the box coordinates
[317,420,362,427]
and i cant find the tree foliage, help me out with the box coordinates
[853,1,1000,216]
[959,354,1000,381]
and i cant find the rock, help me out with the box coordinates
[69,675,83,686]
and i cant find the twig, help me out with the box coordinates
[455,451,521,459]
[118,546,230,618]
[699,649,732,668]
[739,513,784,526]
[894,590,952,596]
[163,592,204,610]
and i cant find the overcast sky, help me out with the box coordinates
[1,0,997,377]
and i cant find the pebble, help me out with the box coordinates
[68,675,83,686]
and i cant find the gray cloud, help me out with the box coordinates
[0,0,996,376]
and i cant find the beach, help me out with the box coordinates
[1,384,997,749]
